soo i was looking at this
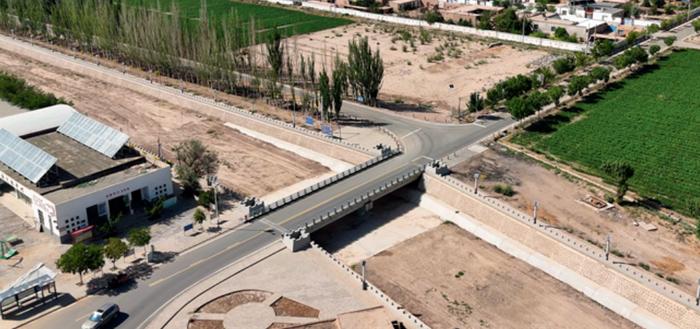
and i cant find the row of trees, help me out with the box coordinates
[56,227,151,284]
[0,0,384,120]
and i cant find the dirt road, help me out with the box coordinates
[0,49,328,197]
[366,223,639,329]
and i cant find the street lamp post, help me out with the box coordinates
[605,234,612,261]
[207,175,220,229]
[473,172,480,194]
[533,201,539,224]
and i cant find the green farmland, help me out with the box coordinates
[512,50,700,214]
[127,0,352,38]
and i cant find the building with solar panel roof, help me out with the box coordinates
[0,105,173,243]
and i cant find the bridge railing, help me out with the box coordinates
[309,240,431,329]
[284,166,424,237]
[246,148,403,221]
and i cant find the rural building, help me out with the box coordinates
[440,4,503,25]
[556,1,624,22]
[531,12,609,39]
[0,105,173,243]
[389,0,421,11]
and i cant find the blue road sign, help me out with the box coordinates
[305,116,314,126]
[183,223,194,232]
[321,124,333,137]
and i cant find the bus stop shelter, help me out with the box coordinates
[0,263,57,319]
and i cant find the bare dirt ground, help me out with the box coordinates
[286,23,552,122]
[686,34,700,45]
[366,223,639,329]
[451,147,700,295]
[0,48,328,197]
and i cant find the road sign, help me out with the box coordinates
[183,223,193,232]
[305,116,314,126]
[321,124,333,137]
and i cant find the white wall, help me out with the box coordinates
[298,1,587,51]
[53,167,173,239]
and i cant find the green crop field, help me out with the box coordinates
[512,50,700,214]
[127,0,352,38]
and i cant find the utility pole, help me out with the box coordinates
[695,278,699,306]
[605,234,612,261]
[533,201,539,224]
[473,172,480,194]
[361,260,367,290]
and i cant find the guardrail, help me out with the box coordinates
[430,172,700,312]
[246,148,402,221]
[309,240,431,329]
[285,166,424,236]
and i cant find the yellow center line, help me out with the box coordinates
[148,163,410,287]
[148,232,264,287]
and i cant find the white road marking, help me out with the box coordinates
[401,128,421,139]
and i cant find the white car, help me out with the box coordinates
[81,303,119,329]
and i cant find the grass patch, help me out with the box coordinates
[0,71,67,110]
[127,0,352,39]
[493,184,514,197]
[511,50,700,215]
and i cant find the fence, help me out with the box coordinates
[247,149,402,221]
[427,172,700,320]
[285,167,424,236]
[297,2,586,52]
[309,241,431,329]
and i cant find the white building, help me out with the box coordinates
[0,105,173,243]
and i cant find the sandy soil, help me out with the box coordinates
[686,35,700,45]
[366,223,639,329]
[0,49,328,197]
[286,23,552,122]
[451,148,700,295]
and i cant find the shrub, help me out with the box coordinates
[638,262,651,271]
[0,71,67,109]
[552,57,575,74]
[589,66,611,82]
[494,184,515,196]
[424,10,444,24]
[591,39,614,58]
[663,36,676,46]
[694,19,700,32]
[649,44,661,55]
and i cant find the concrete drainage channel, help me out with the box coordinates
[282,167,425,251]
[245,148,401,222]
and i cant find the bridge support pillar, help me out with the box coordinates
[282,229,310,252]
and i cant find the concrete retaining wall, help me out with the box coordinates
[0,34,373,165]
[309,241,430,329]
[299,2,586,52]
[421,173,700,329]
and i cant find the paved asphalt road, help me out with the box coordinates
[16,42,513,329]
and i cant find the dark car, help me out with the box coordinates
[82,303,119,329]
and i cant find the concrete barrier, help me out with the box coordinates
[309,241,431,329]
[421,173,700,329]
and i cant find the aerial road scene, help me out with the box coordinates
[0,0,698,328]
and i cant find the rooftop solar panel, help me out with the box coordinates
[57,112,129,158]
[0,129,57,184]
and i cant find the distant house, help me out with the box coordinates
[440,5,504,25]
[530,12,609,40]
[556,1,624,23]
[389,0,421,11]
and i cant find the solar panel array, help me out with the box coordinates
[57,113,129,158]
[0,129,57,184]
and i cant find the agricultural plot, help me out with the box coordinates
[128,0,352,38]
[512,50,700,214]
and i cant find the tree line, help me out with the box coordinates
[0,70,69,109]
[0,0,384,121]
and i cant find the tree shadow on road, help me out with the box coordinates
[0,293,76,321]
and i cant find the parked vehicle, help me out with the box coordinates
[81,303,119,329]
